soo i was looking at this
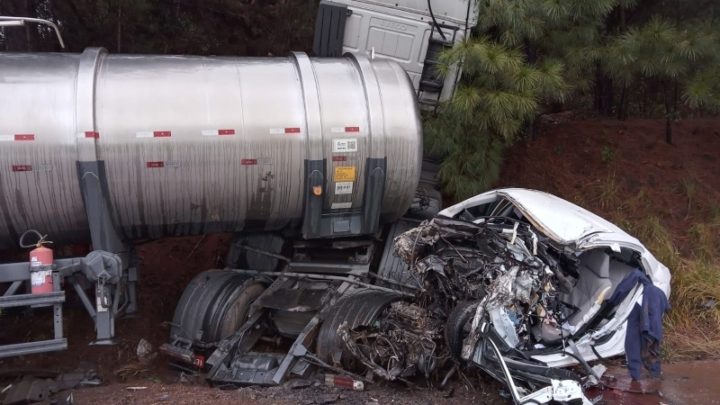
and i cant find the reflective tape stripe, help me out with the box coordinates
[331,126,360,133]
[269,127,302,135]
[241,159,257,166]
[0,134,37,141]
[137,131,172,138]
[146,161,164,168]
[202,129,236,136]
[12,165,33,172]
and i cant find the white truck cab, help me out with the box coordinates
[314,0,478,107]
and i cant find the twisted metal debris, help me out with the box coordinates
[341,216,579,381]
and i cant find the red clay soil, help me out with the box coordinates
[498,117,720,254]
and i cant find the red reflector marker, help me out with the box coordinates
[146,161,165,168]
[153,130,172,138]
[14,134,35,141]
[12,165,33,172]
[241,159,258,166]
[285,127,301,134]
[218,129,236,135]
[85,131,100,139]
[332,156,347,162]
[345,126,360,133]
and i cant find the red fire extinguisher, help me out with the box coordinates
[21,230,54,294]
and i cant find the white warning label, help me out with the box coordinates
[331,202,353,210]
[332,138,358,153]
[335,182,354,195]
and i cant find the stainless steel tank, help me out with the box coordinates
[0,49,422,249]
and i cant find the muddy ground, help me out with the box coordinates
[2,117,720,404]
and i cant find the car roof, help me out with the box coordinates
[442,188,640,247]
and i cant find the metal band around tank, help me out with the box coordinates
[291,52,324,161]
[345,53,386,160]
[75,47,106,163]
[292,52,326,238]
[74,47,126,256]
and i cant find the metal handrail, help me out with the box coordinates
[0,16,66,49]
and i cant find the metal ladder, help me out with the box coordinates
[418,22,459,110]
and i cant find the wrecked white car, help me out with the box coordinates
[336,188,671,403]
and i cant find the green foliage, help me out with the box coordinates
[604,18,720,83]
[600,146,615,163]
[475,0,618,92]
[430,0,720,200]
[426,37,566,199]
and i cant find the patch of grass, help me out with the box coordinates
[601,146,615,164]
[665,258,720,359]
[633,216,681,269]
[688,220,720,262]
[710,202,720,222]
[596,171,621,210]
[677,176,698,216]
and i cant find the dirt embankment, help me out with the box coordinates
[499,117,720,254]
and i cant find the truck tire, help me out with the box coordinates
[316,289,404,367]
[169,270,265,349]
[445,301,479,360]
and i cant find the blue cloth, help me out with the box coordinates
[606,269,669,380]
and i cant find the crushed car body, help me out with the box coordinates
[342,188,671,402]
[435,188,671,366]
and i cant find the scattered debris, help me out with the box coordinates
[324,374,364,391]
[0,369,100,405]
[136,338,156,363]
[285,378,313,389]
[114,363,150,380]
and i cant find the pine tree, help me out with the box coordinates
[426,37,566,199]
[428,0,617,199]
[603,18,720,143]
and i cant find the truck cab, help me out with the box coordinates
[314,0,478,108]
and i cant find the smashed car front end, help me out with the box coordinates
[383,188,672,401]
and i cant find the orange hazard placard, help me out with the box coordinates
[334,166,356,182]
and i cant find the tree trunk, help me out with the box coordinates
[116,5,123,52]
[617,85,628,120]
[664,79,678,145]
[594,64,614,117]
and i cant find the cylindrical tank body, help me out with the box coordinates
[0,49,422,249]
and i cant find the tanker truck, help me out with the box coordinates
[0,13,442,384]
